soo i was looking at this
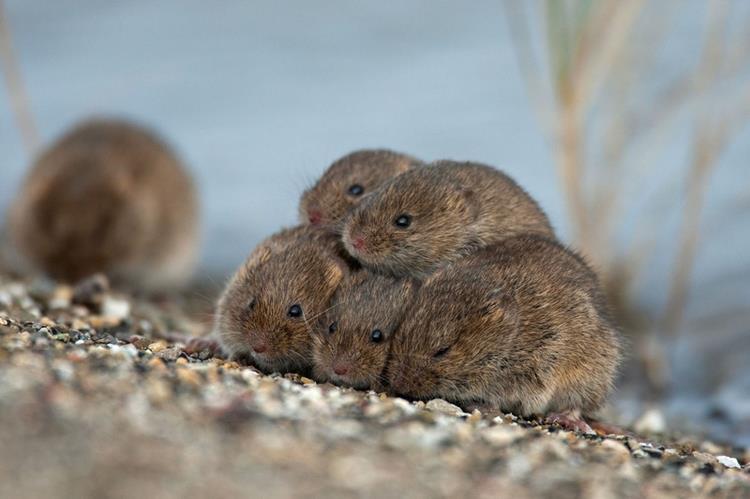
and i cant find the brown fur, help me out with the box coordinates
[341,160,554,278]
[214,226,350,374]
[7,118,198,291]
[299,149,422,230]
[311,272,417,390]
[385,235,621,417]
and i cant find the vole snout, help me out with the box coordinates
[332,358,352,376]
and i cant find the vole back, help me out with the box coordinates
[386,235,620,420]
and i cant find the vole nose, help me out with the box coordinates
[308,209,323,225]
[333,361,350,376]
[352,236,365,250]
[251,341,268,354]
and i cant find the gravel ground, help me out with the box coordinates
[1,274,749,499]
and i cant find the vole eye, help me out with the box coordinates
[347,184,364,196]
[245,298,256,312]
[394,214,411,228]
[370,329,384,343]
[287,304,303,318]
[328,321,337,334]
[433,346,450,358]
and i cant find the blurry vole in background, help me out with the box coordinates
[6,118,199,291]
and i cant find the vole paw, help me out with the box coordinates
[545,411,595,434]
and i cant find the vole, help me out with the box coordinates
[385,235,621,432]
[311,271,417,390]
[341,160,554,278]
[214,226,350,374]
[299,149,422,230]
[7,118,199,292]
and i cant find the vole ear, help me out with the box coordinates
[323,253,351,289]
[485,288,519,328]
[246,245,273,267]
[460,188,481,221]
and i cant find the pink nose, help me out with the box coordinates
[352,236,365,250]
[308,210,322,225]
[252,341,268,354]
[333,362,349,376]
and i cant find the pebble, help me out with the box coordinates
[716,455,741,469]
[101,296,131,321]
[425,399,466,417]
[634,407,666,434]
[148,341,168,353]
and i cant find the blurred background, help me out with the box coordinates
[1,1,748,444]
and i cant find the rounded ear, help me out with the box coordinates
[246,245,273,267]
[323,253,351,289]
[485,288,519,328]
[460,188,481,220]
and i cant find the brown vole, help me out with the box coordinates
[385,235,621,427]
[341,160,554,278]
[311,271,417,389]
[214,226,350,374]
[299,149,422,229]
[7,118,199,291]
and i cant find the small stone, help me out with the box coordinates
[39,317,56,327]
[634,407,666,434]
[425,399,466,417]
[467,409,482,424]
[101,296,130,321]
[300,376,315,385]
[176,367,202,387]
[71,319,90,331]
[157,347,182,362]
[482,425,522,447]
[600,438,630,458]
[148,341,168,353]
[72,273,110,309]
[716,455,741,469]
[147,357,167,371]
[48,286,73,309]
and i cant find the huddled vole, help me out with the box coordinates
[299,149,422,229]
[214,226,350,374]
[385,235,621,428]
[341,160,554,278]
[7,118,199,291]
[311,272,417,389]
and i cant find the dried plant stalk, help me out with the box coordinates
[0,0,38,155]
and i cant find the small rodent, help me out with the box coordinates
[311,271,417,390]
[342,160,554,278]
[7,118,199,291]
[385,235,621,425]
[214,226,350,374]
[299,149,422,229]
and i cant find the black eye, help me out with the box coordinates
[433,346,450,358]
[347,184,364,196]
[394,214,411,228]
[328,321,337,334]
[288,304,303,318]
[246,298,256,312]
[370,329,384,343]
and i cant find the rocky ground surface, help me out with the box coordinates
[1,274,749,499]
